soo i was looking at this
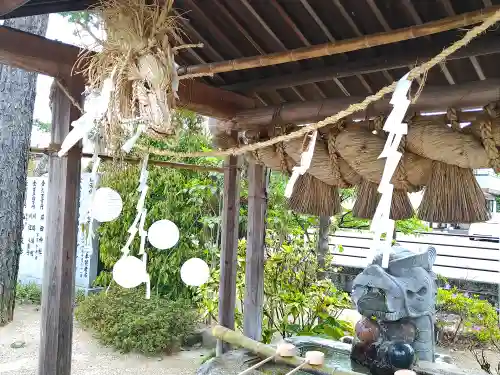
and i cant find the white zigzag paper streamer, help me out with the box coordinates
[369,73,412,269]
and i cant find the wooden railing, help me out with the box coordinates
[329,231,500,284]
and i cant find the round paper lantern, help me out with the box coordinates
[112,256,146,288]
[355,318,381,344]
[181,258,210,286]
[388,342,415,369]
[148,219,180,250]
[91,187,123,222]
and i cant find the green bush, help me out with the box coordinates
[198,234,353,344]
[94,111,222,299]
[437,287,500,346]
[16,282,42,304]
[75,288,199,355]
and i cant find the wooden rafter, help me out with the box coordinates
[178,1,280,105]
[268,0,330,98]
[439,0,487,81]
[177,6,500,77]
[220,37,500,93]
[234,0,317,101]
[208,0,282,104]
[175,8,271,106]
[365,0,423,85]
[402,0,455,85]
[207,0,272,106]
[331,0,379,93]
[302,0,372,94]
[230,79,500,130]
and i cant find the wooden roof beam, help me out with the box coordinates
[0,26,79,78]
[1,0,94,18]
[0,26,256,119]
[229,79,500,130]
[0,0,28,16]
[220,37,500,94]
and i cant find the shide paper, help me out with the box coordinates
[369,73,412,269]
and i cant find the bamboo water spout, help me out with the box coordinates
[211,325,363,375]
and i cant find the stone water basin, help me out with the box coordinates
[197,336,473,375]
[197,336,368,375]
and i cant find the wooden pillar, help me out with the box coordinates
[38,77,83,375]
[216,152,241,355]
[243,163,268,341]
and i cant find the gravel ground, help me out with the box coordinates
[0,305,209,375]
[3,306,497,374]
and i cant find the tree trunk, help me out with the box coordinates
[0,14,49,325]
[317,216,331,280]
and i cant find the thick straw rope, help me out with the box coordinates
[57,10,500,160]
[326,122,348,187]
[132,9,500,158]
[447,108,461,131]
[480,103,500,173]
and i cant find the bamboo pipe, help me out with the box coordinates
[29,147,225,173]
[178,7,500,77]
[211,325,363,375]
[237,343,298,375]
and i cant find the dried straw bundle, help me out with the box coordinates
[352,179,414,220]
[288,173,341,217]
[78,0,185,149]
[245,146,296,174]
[283,138,339,186]
[418,161,490,223]
[407,118,488,169]
[335,127,431,191]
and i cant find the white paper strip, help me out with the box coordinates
[368,72,412,268]
[122,123,146,153]
[58,75,115,157]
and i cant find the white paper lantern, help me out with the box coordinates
[91,187,123,222]
[181,258,210,287]
[112,256,147,288]
[148,219,180,250]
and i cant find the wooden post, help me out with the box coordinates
[317,216,331,280]
[38,77,83,375]
[217,150,241,355]
[243,163,268,341]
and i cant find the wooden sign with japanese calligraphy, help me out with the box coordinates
[18,173,99,290]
